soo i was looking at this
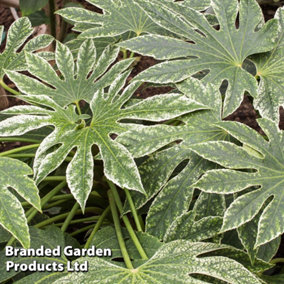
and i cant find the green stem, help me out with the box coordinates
[122,48,128,59]
[84,206,110,249]
[7,154,37,159]
[70,224,96,237]
[56,216,100,226]
[124,188,142,232]
[61,202,80,232]
[0,137,40,143]
[75,101,82,115]
[34,207,102,229]
[6,181,66,246]
[108,190,133,269]
[270,258,284,264]
[129,51,134,58]
[22,193,73,207]
[6,153,72,162]
[48,0,56,40]
[107,181,148,260]
[0,79,20,96]
[0,144,40,157]
[43,199,68,209]
[43,176,66,182]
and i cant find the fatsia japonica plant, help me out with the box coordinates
[0,0,284,283]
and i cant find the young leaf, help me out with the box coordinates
[190,119,284,247]
[0,73,206,210]
[56,0,169,38]
[0,157,40,248]
[54,241,262,284]
[251,7,284,123]
[0,17,53,79]
[119,0,278,117]
[6,41,129,106]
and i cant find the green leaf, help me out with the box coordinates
[20,0,48,16]
[91,226,162,262]
[164,211,223,242]
[238,209,281,264]
[190,119,284,247]
[28,10,49,27]
[145,154,210,239]
[6,40,128,106]
[0,226,68,283]
[120,78,228,213]
[261,274,284,284]
[0,157,40,248]
[56,0,169,38]
[1,49,206,210]
[0,17,53,79]
[54,241,262,284]
[119,0,278,116]
[184,0,211,11]
[251,7,284,123]
[193,192,226,220]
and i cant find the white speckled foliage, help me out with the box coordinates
[190,119,284,247]
[0,17,53,79]
[118,0,279,117]
[0,2,283,282]
[251,7,284,123]
[54,241,262,284]
[119,78,229,239]
[56,0,170,38]
[0,157,40,248]
[0,41,207,210]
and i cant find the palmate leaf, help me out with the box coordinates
[163,210,223,243]
[0,226,68,283]
[0,17,53,79]
[54,241,262,284]
[5,40,132,107]
[0,76,206,210]
[119,78,228,230]
[237,209,281,264]
[184,0,211,11]
[0,157,40,248]
[119,0,279,117]
[251,8,284,123]
[56,0,170,39]
[190,119,284,247]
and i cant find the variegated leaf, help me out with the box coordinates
[56,0,170,39]
[120,78,228,214]
[190,119,284,247]
[0,226,68,283]
[164,211,223,243]
[238,209,281,264]
[145,154,212,239]
[119,0,278,117]
[0,17,53,79]
[54,241,262,284]
[251,7,284,123]
[1,61,206,210]
[0,157,40,248]
[5,40,131,106]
